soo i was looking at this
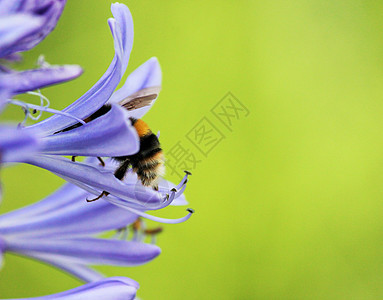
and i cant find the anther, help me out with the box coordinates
[71,156,77,162]
[184,170,192,175]
[186,208,195,214]
[170,188,177,192]
[144,227,163,235]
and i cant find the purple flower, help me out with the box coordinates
[0,182,171,282]
[1,65,83,96]
[0,0,67,58]
[2,277,138,300]
[0,0,83,95]
[0,2,193,298]
[11,3,193,214]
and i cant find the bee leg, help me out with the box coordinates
[86,191,109,202]
[114,160,130,180]
[97,157,105,167]
[71,156,77,162]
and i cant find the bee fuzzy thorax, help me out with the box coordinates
[131,118,151,137]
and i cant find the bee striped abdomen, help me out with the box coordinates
[133,151,165,187]
[113,118,165,189]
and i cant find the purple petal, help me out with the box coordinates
[0,87,10,112]
[0,183,86,223]
[40,105,139,157]
[121,170,188,206]
[110,3,134,73]
[0,126,40,163]
[5,277,137,300]
[24,155,165,208]
[7,237,161,266]
[106,199,195,224]
[41,260,105,283]
[2,65,83,95]
[171,190,188,206]
[40,261,105,283]
[27,3,134,135]
[1,53,22,62]
[0,14,43,58]
[0,236,5,268]
[109,57,162,119]
[0,0,67,55]
[0,1,21,13]
[0,186,138,237]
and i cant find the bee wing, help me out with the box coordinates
[119,86,161,111]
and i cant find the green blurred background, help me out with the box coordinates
[2,0,383,299]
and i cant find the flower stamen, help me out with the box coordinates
[129,218,164,243]
[123,206,194,224]
[8,98,86,126]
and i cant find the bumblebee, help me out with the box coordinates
[114,117,165,189]
[57,86,164,201]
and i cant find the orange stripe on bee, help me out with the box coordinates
[149,151,164,161]
[133,119,151,137]
[140,151,164,166]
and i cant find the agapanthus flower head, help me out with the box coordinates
[0,1,194,299]
[11,3,194,219]
[3,277,139,300]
